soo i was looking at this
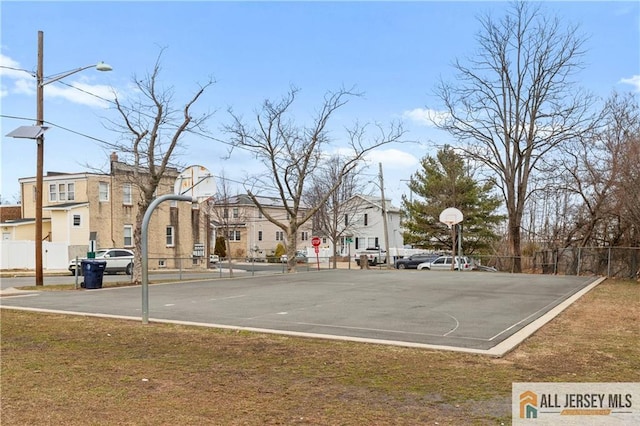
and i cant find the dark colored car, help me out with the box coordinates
[394,253,440,269]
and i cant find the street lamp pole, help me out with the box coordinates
[34,30,44,286]
[28,30,111,286]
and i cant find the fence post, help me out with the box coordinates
[607,247,612,278]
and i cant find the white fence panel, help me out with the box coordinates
[0,240,69,270]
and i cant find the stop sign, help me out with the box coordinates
[311,236,321,247]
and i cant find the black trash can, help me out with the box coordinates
[81,260,107,289]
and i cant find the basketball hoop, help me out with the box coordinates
[439,207,463,228]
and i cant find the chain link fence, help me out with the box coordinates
[472,247,639,279]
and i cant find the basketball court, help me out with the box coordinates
[0,269,603,356]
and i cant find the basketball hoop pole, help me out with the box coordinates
[451,224,456,271]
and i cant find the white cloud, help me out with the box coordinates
[365,148,419,170]
[1,52,114,107]
[402,107,450,127]
[46,82,114,108]
[619,75,640,92]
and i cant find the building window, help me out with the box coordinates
[228,230,241,241]
[48,182,75,202]
[158,259,166,268]
[258,211,263,219]
[58,183,67,201]
[123,183,132,205]
[233,207,239,218]
[276,231,284,241]
[49,184,57,202]
[124,225,133,247]
[301,231,309,241]
[344,214,349,226]
[166,226,175,247]
[223,208,229,219]
[73,214,81,227]
[364,213,368,226]
[99,182,109,201]
[258,230,263,241]
[67,183,75,201]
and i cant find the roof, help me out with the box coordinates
[43,202,89,211]
[0,217,51,227]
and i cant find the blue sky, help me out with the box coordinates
[1,1,639,207]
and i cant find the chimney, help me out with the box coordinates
[110,152,118,163]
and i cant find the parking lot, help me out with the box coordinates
[0,269,603,356]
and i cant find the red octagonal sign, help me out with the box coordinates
[311,236,321,247]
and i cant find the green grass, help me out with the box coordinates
[2,279,638,425]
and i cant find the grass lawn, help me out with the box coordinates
[1,278,638,425]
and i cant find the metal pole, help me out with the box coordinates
[35,30,44,286]
[457,223,463,272]
[142,194,194,324]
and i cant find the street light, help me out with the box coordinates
[6,30,112,286]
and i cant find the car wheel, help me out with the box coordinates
[126,263,133,275]
[398,264,406,269]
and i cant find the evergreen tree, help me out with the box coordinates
[402,146,503,254]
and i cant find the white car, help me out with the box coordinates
[417,256,472,271]
[69,248,135,276]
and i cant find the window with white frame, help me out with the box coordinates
[49,184,57,202]
[228,230,241,241]
[67,183,75,201]
[301,231,309,241]
[123,183,132,205]
[58,183,67,201]
[48,182,76,202]
[99,182,109,201]
[166,226,175,247]
[233,207,239,218]
[276,231,284,241]
[73,214,81,227]
[123,225,133,247]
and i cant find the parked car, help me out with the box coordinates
[281,251,308,263]
[69,248,134,276]
[209,254,220,264]
[417,256,472,271]
[395,253,440,269]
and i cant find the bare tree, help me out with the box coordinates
[433,1,595,272]
[559,92,640,248]
[202,173,249,277]
[225,87,405,271]
[104,51,215,284]
[304,156,368,268]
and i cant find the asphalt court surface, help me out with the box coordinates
[1,270,602,356]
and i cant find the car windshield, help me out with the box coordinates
[94,250,109,257]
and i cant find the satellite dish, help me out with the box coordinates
[439,207,463,228]
[174,165,216,201]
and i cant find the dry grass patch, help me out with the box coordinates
[2,278,638,425]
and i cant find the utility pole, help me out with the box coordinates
[35,30,44,286]
[379,163,391,269]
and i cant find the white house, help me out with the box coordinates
[325,194,404,260]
